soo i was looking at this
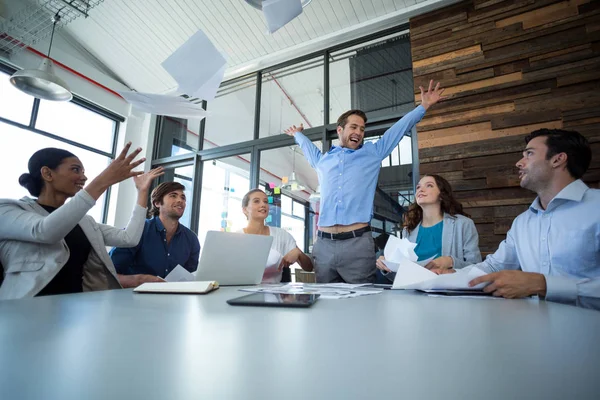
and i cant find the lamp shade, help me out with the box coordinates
[281,171,306,192]
[245,0,312,10]
[10,58,72,101]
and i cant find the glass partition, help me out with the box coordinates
[204,76,257,147]
[260,58,324,138]
[329,32,414,123]
[197,154,251,246]
[154,117,202,158]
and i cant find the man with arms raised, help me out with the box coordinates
[284,80,445,283]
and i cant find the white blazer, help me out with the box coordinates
[0,190,146,300]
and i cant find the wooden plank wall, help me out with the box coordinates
[409,0,600,254]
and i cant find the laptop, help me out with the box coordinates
[195,231,273,286]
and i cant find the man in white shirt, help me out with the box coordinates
[439,129,599,309]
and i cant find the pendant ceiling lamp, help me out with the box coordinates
[10,13,72,102]
[244,0,312,10]
[281,147,306,192]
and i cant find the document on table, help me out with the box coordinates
[165,265,195,282]
[262,0,303,34]
[391,257,489,291]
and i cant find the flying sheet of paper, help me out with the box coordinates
[188,63,226,102]
[165,264,195,282]
[382,235,418,272]
[392,261,488,291]
[119,91,209,119]
[161,29,227,101]
[263,0,303,34]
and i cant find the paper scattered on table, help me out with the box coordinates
[263,0,303,34]
[161,29,227,101]
[165,264,195,282]
[240,283,382,299]
[382,235,418,272]
[318,283,372,289]
[118,91,209,119]
[392,260,488,291]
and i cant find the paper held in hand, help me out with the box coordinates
[382,236,436,272]
[391,259,488,290]
[381,236,488,291]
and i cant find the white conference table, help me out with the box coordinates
[1,287,599,400]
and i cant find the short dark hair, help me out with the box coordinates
[525,129,591,179]
[242,188,265,208]
[149,182,185,217]
[19,148,76,197]
[337,109,367,128]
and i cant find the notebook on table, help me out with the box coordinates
[134,281,219,294]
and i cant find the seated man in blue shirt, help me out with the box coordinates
[284,80,445,283]
[111,181,200,288]
[439,129,599,309]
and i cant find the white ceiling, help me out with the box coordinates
[56,0,454,93]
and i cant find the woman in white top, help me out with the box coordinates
[241,189,313,283]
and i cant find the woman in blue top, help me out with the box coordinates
[376,174,481,280]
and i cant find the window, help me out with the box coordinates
[204,76,256,147]
[329,32,414,123]
[0,73,34,125]
[0,123,110,222]
[36,100,116,153]
[197,154,251,246]
[154,117,202,158]
[0,68,120,223]
[260,58,324,138]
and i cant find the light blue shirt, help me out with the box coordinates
[469,180,600,309]
[294,105,426,227]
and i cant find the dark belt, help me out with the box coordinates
[317,226,371,240]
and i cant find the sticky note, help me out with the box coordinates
[220,220,227,228]
[269,182,275,189]
[282,176,289,184]
[291,183,298,191]
[230,188,235,192]
[266,215,272,223]
[274,187,281,194]
[225,227,231,232]
[221,211,227,218]
[268,196,273,204]
[227,220,232,227]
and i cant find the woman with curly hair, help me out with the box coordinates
[376,174,481,279]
